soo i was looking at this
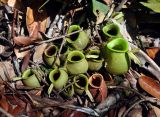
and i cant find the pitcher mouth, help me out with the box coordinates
[89,74,103,88]
[22,69,34,80]
[44,45,57,57]
[67,25,80,43]
[107,38,129,53]
[74,74,88,89]
[49,69,62,82]
[67,51,84,63]
[103,24,120,37]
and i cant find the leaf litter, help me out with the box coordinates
[0,0,160,117]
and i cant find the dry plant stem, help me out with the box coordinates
[58,80,79,95]
[0,107,14,117]
[122,99,145,117]
[108,86,146,99]
[145,97,160,106]
[95,26,102,43]
[59,105,99,117]
[104,4,115,21]
[115,0,128,12]
[20,29,83,51]
[25,91,40,106]
[58,38,66,56]
[108,86,160,106]
[130,43,160,81]
[3,81,30,104]
[12,9,17,38]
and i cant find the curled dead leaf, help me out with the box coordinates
[1,0,25,12]
[0,61,16,82]
[138,75,160,99]
[146,47,160,59]
[103,0,112,5]
[0,95,9,111]
[26,1,48,39]
[13,36,34,46]
[33,43,47,64]
[150,105,160,117]
[14,48,30,58]
[118,106,126,117]
[147,108,157,117]
[21,52,31,72]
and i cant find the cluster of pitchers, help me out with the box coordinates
[21,23,131,103]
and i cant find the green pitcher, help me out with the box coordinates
[102,38,131,75]
[66,50,88,74]
[73,74,94,102]
[66,25,89,50]
[43,45,60,68]
[22,69,41,88]
[49,68,68,90]
[86,49,104,71]
[102,23,120,39]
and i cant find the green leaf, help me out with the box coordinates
[92,0,109,24]
[92,0,109,16]
[128,51,142,66]
[140,0,160,13]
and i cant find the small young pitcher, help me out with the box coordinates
[102,23,120,39]
[43,45,60,68]
[86,49,104,71]
[66,50,88,74]
[22,69,41,88]
[48,68,68,94]
[73,74,94,102]
[88,73,107,103]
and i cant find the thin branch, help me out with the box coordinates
[57,80,79,95]
[115,0,128,12]
[20,29,83,51]
[108,85,146,99]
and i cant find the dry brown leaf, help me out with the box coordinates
[103,0,112,4]
[151,105,160,117]
[0,61,16,82]
[26,1,48,39]
[6,95,26,108]
[62,109,87,117]
[0,95,9,111]
[21,52,31,72]
[13,36,34,46]
[11,105,24,116]
[14,48,30,58]
[118,106,126,117]
[147,108,157,117]
[26,103,36,117]
[146,47,160,59]
[127,105,142,117]
[37,111,44,117]
[138,75,160,99]
[33,43,47,63]
[1,0,25,11]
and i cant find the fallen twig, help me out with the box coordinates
[19,29,83,51]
